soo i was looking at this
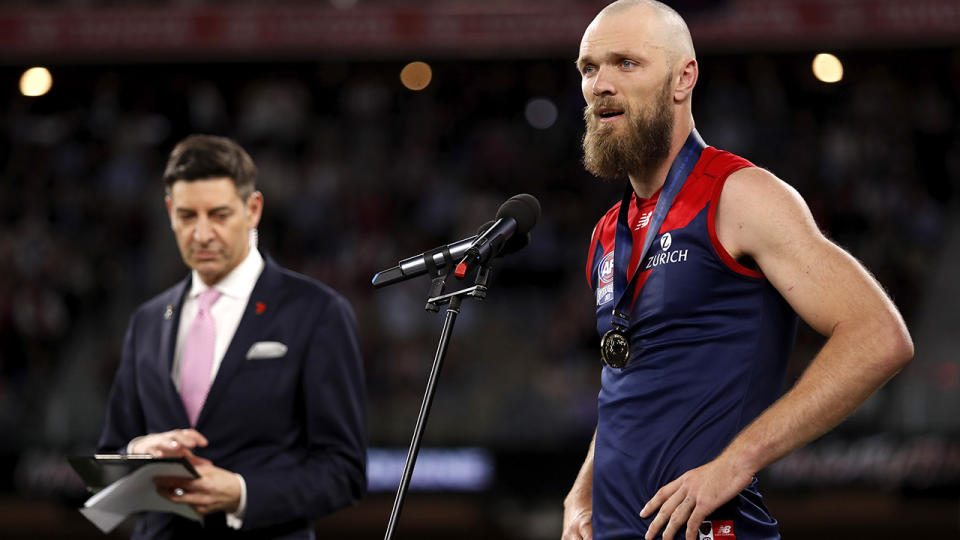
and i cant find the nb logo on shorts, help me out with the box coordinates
[698,520,735,540]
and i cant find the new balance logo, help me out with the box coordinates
[698,520,736,539]
[634,211,652,230]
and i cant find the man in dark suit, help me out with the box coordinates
[98,134,367,539]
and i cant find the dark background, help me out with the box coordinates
[1,0,958,538]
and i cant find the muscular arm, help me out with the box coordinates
[717,167,913,475]
[641,168,913,540]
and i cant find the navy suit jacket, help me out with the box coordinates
[98,256,367,539]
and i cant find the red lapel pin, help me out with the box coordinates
[256,302,266,315]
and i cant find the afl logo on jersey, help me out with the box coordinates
[598,252,615,284]
[660,232,672,251]
[596,252,615,306]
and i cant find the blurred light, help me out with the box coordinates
[812,53,843,84]
[524,97,558,129]
[20,67,52,97]
[366,447,493,492]
[400,61,432,91]
[329,0,357,8]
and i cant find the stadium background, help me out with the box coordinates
[1,0,958,538]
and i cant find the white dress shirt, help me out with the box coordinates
[172,247,264,391]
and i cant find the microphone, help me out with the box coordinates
[371,194,540,288]
[474,220,531,257]
[371,235,477,288]
[454,194,540,278]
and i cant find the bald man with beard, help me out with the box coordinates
[562,2,913,539]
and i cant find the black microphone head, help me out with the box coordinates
[477,220,530,255]
[495,193,541,234]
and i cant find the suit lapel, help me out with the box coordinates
[196,257,284,427]
[160,275,192,427]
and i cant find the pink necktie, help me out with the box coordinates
[180,288,221,426]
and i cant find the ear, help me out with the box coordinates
[245,191,264,229]
[674,58,698,103]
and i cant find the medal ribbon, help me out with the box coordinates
[610,130,706,330]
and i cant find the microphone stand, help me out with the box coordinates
[382,261,492,540]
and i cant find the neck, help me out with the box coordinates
[627,156,674,200]
[627,116,695,199]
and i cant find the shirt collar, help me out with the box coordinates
[188,248,265,300]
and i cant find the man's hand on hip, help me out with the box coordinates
[639,454,752,540]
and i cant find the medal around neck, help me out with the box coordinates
[600,329,630,369]
[600,131,706,371]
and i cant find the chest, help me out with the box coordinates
[591,206,729,335]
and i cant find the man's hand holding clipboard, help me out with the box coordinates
[128,427,244,516]
[67,452,202,533]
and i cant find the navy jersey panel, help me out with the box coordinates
[586,147,799,540]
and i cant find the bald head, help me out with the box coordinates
[594,0,696,64]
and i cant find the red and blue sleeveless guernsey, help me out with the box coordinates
[585,144,798,540]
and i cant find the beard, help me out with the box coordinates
[581,78,674,180]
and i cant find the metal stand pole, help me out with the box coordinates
[383,294,463,540]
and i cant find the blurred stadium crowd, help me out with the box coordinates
[0,39,958,536]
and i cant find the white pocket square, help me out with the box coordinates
[246,341,288,360]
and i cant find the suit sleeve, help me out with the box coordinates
[241,293,367,529]
[97,313,147,453]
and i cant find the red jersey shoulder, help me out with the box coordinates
[588,199,623,254]
[585,200,623,286]
[703,147,765,278]
[658,147,753,234]
[700,147,754,178]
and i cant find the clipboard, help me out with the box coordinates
[68,454,199,493]
[67,454,203,533]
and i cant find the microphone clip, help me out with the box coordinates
[424,257,491,313]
